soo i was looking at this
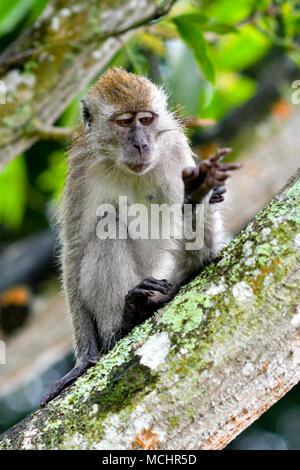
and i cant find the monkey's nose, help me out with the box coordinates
[130,128,150,155]
[133,141,149,154]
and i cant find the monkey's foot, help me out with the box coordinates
[123,277,173,330]
[182,148,242,204]
[40,357,99,407]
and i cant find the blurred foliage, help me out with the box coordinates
[0,0,48,59]
[35,99,79,203]
[0,0,299,236]
[0,156,27,230]
[36,149,67,202]
[0,0,47,38]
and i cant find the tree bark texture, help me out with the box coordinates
[0,169,299,450]
[0,0,160,168]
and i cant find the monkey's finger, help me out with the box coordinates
[198,160,212,175]
[128,288,156,298]
[212,186,226,195]
[210,195,224,204]
[141,277,172,289]
[211,169,230,182]
[146,277,172,286]
[88,359,99,365]
[139,280,171,295]
[209,147,232,162]
[182,160,211,182]
[156,279,173,289]
[214,162,242,171]
[149,279,173,291]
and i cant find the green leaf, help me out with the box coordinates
[0,0,48,37]
[205,0,261,24]
[171,12,239,35]
[0,0,33,36]
[24,0,48,26]
[213,24,270,71]
[0,155,27,229]
[198,73,256,120]
[173,17,216,83]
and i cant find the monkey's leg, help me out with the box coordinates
[122,278,173,333]
[40,305,100,407]
[182,148,241,205]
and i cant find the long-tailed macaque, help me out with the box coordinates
[41,68,240,406]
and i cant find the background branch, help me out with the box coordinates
[0,0,177,169]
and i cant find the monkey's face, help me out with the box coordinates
[81,100,161,175]
[112,111,156,174]
[81,68,177,174]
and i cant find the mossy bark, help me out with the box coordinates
[0,0,161,168]
[0,169,299,450]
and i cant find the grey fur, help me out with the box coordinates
[61,79,227,362]
[61,134,225,360]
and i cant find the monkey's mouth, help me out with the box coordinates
[126,162,152,174]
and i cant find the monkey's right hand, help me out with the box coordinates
[40,357,99,407]
[182,148,242,205]
[123,278,173,331]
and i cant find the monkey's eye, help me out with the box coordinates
[116,117,133,127]
[139,116,154,125]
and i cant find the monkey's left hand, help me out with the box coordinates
[123,278,173,332]
[182,148,242,205]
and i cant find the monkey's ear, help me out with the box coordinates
[81,98,92,128]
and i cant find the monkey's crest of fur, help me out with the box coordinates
[86,67,168,118]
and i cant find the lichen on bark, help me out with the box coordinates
[0,169,299,450]
[0,0,159,168]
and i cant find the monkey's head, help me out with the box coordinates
[80,68,177,174]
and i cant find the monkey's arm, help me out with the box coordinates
[182,148,241,205]
[172,149,242,285]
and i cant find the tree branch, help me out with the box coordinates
[0,169,299,450]
[27,119,73,141]
[0,0,177,168]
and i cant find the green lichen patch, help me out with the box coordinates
[167,415,180,432]
[0,173,299,449]
[161,292,210,334]
[56,359,159,450]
